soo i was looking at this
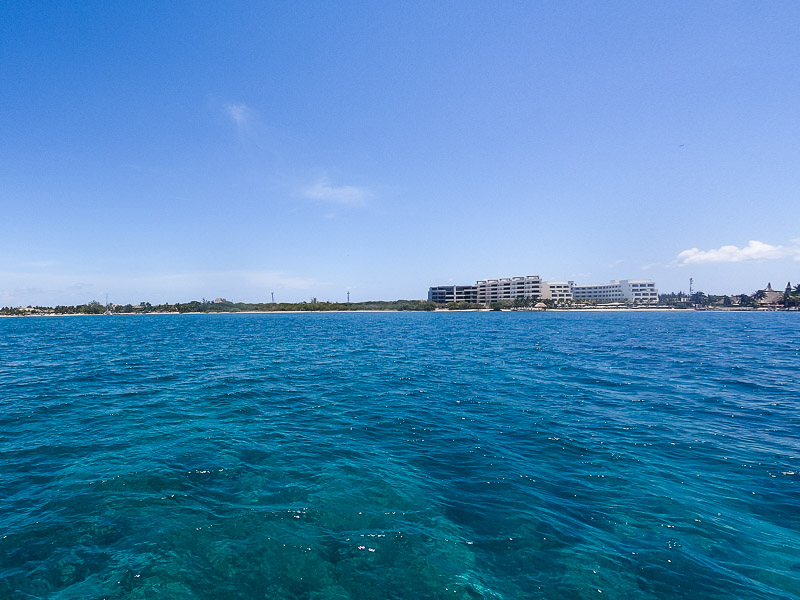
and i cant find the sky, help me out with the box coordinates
[1,1,799,305]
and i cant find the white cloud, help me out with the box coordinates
[224,102,254,133]
[302,176,369,206]
[677,240,800,265]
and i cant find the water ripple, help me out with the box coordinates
[0,312,798,599]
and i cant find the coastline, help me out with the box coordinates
[1,307,791,318]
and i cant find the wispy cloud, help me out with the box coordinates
[224,102,254,134]
[677,239,800,265]
[22,260,57,269]
[302,176,370,206]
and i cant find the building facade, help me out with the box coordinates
[427,285,479,304]
[476,275,542,304]
[571,280,658,303]
[429,275,658,305]
[541,281,573,301]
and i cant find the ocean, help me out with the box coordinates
[1,312,798,599]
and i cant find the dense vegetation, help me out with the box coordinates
[1,299,439,316]
[658,283,800,309]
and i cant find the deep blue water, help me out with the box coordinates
[1,312,798,600]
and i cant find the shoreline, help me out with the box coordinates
[1,307,792,318]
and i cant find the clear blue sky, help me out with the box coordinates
[2,1,799,305]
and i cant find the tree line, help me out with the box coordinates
[0,299,440,316]
[659,283,800,309]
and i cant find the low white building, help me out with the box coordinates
[541,281,573,301]
[571,280,658,303]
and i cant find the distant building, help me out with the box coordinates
[476,276,542,304]
[428,274,658,305]
[757,283,784,306]
[571,280,658,303]
[541,281,573,301]
[427,285,478,304]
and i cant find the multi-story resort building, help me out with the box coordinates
[428,275,658,305]
[541,281,573,301]
[475,276,542,304]
[427,285,479,304]
[571,280,658,303]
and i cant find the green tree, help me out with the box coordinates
[490,300,512,311]
[738,294,755,307]
[690,291,708,306]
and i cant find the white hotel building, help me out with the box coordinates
[428,276,658,305]
[570,280,658,303]
[475,276,542,304]
[541,281,573,301]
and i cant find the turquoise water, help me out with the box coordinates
[1,312,798,599]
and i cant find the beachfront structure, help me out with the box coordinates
[427,285,479,304]
[429,275,659,305]
[476,276,543,304]
[755,282,786,307]
[571,280,658,303]
[541,281,573,301]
